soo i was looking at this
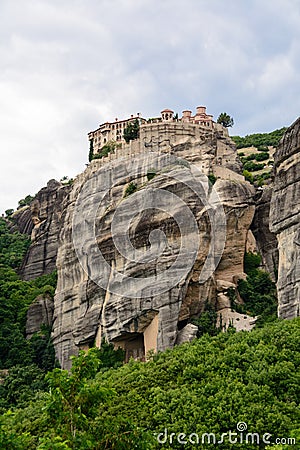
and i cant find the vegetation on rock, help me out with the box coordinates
[124,181,137,197]
[91,140,120,161]
[123,118,140,143]
[232,128,287,149]
[230,252,278,327]
[217,112,234,128]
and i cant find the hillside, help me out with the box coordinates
[231,128,287,149]
[0,319,299,449]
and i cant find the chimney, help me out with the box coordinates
[196,106,206,115]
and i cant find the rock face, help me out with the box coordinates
[52,132,255,369]
[10,206,34,236]
[270,118,300,318]
[26,294,54,339]
[19,180,71,280]
[252,186,279,280]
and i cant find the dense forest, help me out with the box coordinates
[0,320,299,449]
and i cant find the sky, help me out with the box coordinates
[0,0,300,213]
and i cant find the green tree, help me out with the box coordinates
[88,138,94,162]
[237,252,278,326]
[4,209,14,218]
[123,119,140,143]
[18,195,34,209]
[217,112,234,128]
[98,339,125,370]
[44,349,111,448]
[124,182,137,197]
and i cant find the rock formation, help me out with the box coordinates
[26,294,54,339]
[51,131,255,369]
[251,186,279,280]
[270,117,300,318]
[10,206,34,236]
[18,180,71,280]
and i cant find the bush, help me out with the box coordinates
[124,182,137,197]
[255,152,269,161]
[18,195,34,209]
[243,161,265,172]
[244,251,261,274]
[243,170,254,183]
[238,252,278,326]
[92,140,120,160]
[191,301,220,337]
[208,174,217,185]
[123,119,140,143]
[147,169,157,181]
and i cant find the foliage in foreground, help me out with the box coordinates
[0,319,299,449]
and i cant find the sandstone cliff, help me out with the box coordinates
[251,186,279,281]
[51,132,255,369]
[270,117,300,318]
[26,293,54,339]
[17,180,71,280]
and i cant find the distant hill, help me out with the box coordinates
[231,127,287,149]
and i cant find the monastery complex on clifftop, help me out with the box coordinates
[88,105,228,156]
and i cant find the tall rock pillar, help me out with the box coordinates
[270,118,300,318]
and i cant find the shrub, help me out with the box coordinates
[237,252,278,325]
[255,152,269,161]
[92,140,120,160]
[208,174,217,185]
[124,182,137,197]
[191,301,220,337]
[18,195,34,209]
[243,161,265,172]
[244,251,261,274]
[243,170,254,183]
[147,169,157,181]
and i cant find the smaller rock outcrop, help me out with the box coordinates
[252,186,279,280]
[26,293,54,339]
[19,180,71,280]
[176,323,198,345]
[10,206,34,236]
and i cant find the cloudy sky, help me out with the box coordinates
[0,0,299,213]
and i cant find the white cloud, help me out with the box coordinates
[0,0,300,212]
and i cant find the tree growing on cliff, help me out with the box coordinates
[123,119,140,143]
[217,112,234,128]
